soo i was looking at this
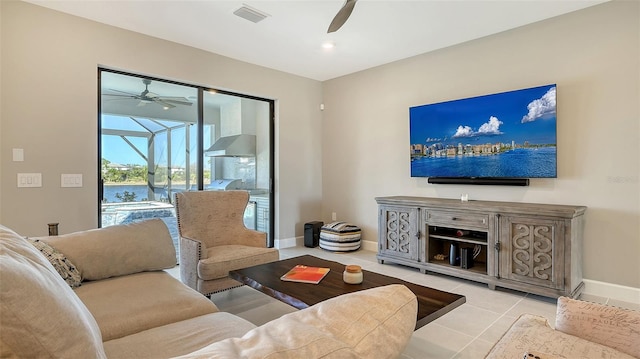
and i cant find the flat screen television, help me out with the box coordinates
[410,84,557,183]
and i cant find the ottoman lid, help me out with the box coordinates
[321,222,361,233]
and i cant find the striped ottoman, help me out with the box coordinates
[319,222,361,252]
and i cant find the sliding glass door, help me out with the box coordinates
[98,69,274,249]
[203,91,272,240]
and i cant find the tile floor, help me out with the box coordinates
[171,246,639,359]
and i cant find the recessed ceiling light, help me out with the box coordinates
[322,41,335,50]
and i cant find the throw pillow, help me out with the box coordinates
[555,296,640,358]
[26,237,82,288]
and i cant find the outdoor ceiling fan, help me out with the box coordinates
[327,0,358,33]
[104,78,192,109]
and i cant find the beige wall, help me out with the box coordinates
[322,1,639,289]
[0,1,324,240]
[2,1,638,291]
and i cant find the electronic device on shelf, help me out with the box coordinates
[409,84,557,186]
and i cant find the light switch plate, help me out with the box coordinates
[12,148,24,162]
[61,174,83,187]
[17,173,42,188]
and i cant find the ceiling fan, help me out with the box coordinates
[327,0,358,33]
[104,78,192,109]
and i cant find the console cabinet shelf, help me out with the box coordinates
[375,196,586,298]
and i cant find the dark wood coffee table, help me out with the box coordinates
[230,255,465,329]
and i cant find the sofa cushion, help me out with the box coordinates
[36,219,176,281]
[0,225,106,358]
[198,244,279,280]
[485,314,636,359]
[26,237,82,287]
[75,271,219,341]
[104,312,256,359]
[555,296,640,358]
[174,284,417,359]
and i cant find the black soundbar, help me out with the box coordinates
[427,177,530,186]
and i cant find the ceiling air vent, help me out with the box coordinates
[233,5,269,23]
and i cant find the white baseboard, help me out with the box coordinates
[275,237,298,249]
[361,240,377,252]
[583,279,640,304]
[276,237,377,251]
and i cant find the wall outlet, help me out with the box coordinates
[331,212,337,221]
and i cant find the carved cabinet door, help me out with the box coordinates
[498,215,565,290]
[378,205,420,261]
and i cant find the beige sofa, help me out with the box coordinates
[0,219,417,358]
[485,296,640,358]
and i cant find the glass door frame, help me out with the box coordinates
[98,68,275,247]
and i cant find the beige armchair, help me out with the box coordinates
[175,190,279,296]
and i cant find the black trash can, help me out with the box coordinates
[304,221,324,248]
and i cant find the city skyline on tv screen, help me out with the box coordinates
[410,84,557,178]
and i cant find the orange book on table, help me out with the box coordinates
[280,265,330,284]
